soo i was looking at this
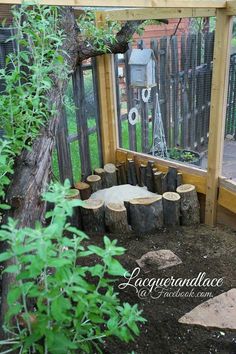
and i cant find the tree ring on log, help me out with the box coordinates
[176,184,195,193]
[163,192,180,201]
[82,199,104,210]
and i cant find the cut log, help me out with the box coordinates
[146,160,154,192]
[104,163,117,188]
[162,173,168,193]
[127,158,137,185]
[153,171,163,194]
[80,199,105,233]
[105,202,130,233]
[94,168,106,188]
[86,175,102,193]
[167,167,178,192]
[126,196,163,234]
[116,162,127,185]
[177,172,183,187]
[66,188,82,229]
[75,181,91,200]
[176,184,200,225]
[163,192,180,226]
[139,164,147,187]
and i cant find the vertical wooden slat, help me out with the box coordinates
[205,10,233,226]
[159,37,170,146]
[170,35,179,147]
[189,33,197,150]
[180,33,188,148]
[114,54,122,147]
[96,12,118,164]
[72,65,91,180]
[195,32,202,148]
[56,108,73,184]
[91,57,103,167]
[124,45,137,151]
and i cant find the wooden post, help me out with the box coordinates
[205,9,233,226]
[96,13,118,165]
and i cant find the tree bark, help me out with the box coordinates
[125,196,163,234]
[176,184,200,225]
[80,199,105,233]
[163,192,180,226]
[0,7,80,336]
[105,202,130,233]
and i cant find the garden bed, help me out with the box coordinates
[81,224,236,354]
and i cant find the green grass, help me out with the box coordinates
[53,74,154,183]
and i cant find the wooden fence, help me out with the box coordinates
[115,31,215,153]
[56,59,102,184]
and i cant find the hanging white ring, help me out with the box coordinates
[128,107,139,126]
[141,88,151,103]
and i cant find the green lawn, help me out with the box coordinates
[53,74,154,183]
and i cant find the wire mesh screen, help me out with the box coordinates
[222,16,236,181]
[115,17,216,168]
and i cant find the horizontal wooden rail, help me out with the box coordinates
[116,148,207,194]
[218,178,236,214]
[102,8,216,21]
[0,0,226,8]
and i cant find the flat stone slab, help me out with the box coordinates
[179,289,236,330]
[136,250,182,273]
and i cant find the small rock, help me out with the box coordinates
[136,250,182,273]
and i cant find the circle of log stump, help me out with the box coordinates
[163,192,180,226]
[105,203,130,234]
[126,196,163,234]
[104,163,117,188]
[80,199,105,233]
[86,175,102,193]
[94,168,106,188]
[176,184,200,225]
[75,181,91,201]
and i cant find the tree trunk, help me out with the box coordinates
[104,163,117,188]
[80,199,105,233]
[125,196,163,234]
[105,202,130,233]
[163,192,180,226]
[86,175,102,193]
[0,7,80,335]
[176,184,200,225]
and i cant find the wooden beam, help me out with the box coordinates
[0,0,226,7]
[116,148,207,194]
[102,8,216,21]
[226,0,236,15]
[205,9,233,226]
[96,13,118,164]
[218,187,236,214]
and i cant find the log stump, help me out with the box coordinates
[75,181,91,200]
[163,192,180,226]
[105,203,130,233]
[127,158,137,185]
[80,199,105,233]
[94,168,106,188]
[153,171,163,194]
[65,189,82,229]
[139,163,147,187]
[87,175,102,193]
[104,163,117,188]
[176,184,200,225]
[116,162,127,185]
[126,196,163,234]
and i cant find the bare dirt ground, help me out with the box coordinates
[85,224,236,354]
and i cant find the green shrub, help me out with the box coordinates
[0,180,145,353]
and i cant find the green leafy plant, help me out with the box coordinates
[0,3,68,209]
[0,180,145,353]
[169,148,196,162]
